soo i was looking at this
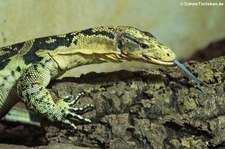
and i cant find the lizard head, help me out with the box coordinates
[49,26,176,70]
[116,27,176,66]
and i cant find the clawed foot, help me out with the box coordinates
[56,92,94,129]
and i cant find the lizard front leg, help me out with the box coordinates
[17,61,93,129]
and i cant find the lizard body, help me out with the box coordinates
[0,26,176,128]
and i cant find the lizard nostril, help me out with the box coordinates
[167,53,170,57]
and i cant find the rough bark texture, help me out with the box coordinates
[42,56,225,149]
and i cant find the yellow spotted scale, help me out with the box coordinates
[0,26,204,128]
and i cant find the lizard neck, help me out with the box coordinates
[51,51,124,71]
[49,28,124,70]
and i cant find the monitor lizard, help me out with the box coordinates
[0,26,203,128]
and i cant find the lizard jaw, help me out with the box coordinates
[121,54,175,66]
[146,57,175,66]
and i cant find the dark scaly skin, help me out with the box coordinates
[0,26,176,128]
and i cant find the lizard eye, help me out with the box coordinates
[117,39,123,50]
[140,43,149,49]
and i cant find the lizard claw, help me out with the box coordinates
[56,92,94,129]
[62,92,84,106]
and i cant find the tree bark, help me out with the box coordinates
[44,56,225,149]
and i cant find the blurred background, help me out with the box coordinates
[0,0,225,76]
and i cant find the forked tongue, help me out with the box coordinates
[174,60,206,94]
